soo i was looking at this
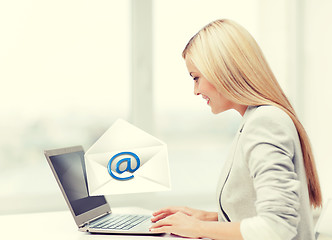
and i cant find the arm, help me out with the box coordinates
[150,210,282,240]
[150,211,243,240]
[239,107,300,240]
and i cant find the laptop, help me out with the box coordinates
[44,145,158,235]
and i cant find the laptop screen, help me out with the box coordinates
[49,150,107,216]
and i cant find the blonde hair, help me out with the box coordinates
[183,19,322,208]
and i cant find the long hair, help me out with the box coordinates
[183,19,322,208]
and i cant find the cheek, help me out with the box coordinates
[210,89,224,102]
[216,92,228,102]
[203,81,218,96]
[212,93,232,111]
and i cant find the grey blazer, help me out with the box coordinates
[216,105,315,240]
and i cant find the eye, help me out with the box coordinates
[193,77,199,82]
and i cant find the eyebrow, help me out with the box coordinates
[189,72,194,77]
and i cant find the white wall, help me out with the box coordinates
[304,0,332,202]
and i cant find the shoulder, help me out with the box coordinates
[244,105,296,134]
[240,105,298,158]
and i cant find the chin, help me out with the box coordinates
[211,107,224,114]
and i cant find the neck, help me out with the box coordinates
[234,104,248,116]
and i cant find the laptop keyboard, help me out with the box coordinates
[90,214,151,230]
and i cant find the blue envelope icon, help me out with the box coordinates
[85,119,171,195]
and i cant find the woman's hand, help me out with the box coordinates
[150,207,243,239]
[149,206,218,238]
[149,211,203,238]
[151,206,217,222]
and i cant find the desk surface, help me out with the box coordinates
[0,207,185,240]
[1,208,332,240]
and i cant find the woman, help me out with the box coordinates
[149,19,322,240]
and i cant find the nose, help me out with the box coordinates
[194,84,200,96]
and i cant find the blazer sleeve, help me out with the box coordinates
[239,107,301,240]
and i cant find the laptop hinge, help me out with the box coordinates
[79,211,112,228]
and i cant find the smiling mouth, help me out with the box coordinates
[202,95,210,105]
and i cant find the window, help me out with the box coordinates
[0,0,130,214]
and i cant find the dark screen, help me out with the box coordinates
[50,150,107,216]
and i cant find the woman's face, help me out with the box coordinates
[185,57,241,114]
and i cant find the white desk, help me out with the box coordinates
[1,208,331,240]
[0,208,185,240]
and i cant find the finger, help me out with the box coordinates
[149,225,171,234]
[152,207,175,216]
[151,213,168,222]
[152,210,167,217]
[150,216,174,229]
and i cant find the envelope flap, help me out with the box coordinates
[85,119,164,155]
